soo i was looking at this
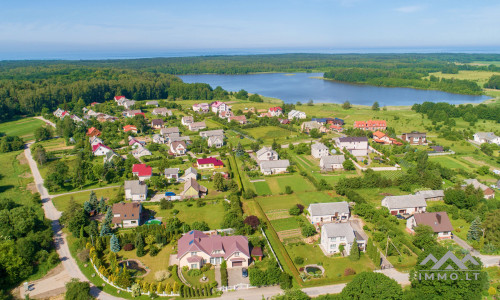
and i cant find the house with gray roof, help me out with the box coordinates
[320,222,365,255]
[259,160,290,175]
[463,179,495,199]
[152,134,166,144]
[336,137,369,157]
[308,201,350,224]
[208,135,224,148]
[311,142,330,158]
[146,100,159,107]
[164,168,180,182]
[124,180,148,201]
[161,127,180,137]
[473,132,500,145]
[182,167,198,181]
[152,107,172,116]
[414,190,444,201]
[381,194,427,216]
[320,155,345,171]
[200,129,225,139]
[256,146,278,161]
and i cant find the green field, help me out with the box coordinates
[429,156,471,170]
[266,174,315,194]
[427,70,500,87]
[52,187,121,212]
[0,150,35,205]
[257,191,341,212]
[253,181,272,195]
[0,117,45,141]
[270,217,302,231]
[244,126,308,144]
[150,200,225,229]
[37,138,73,152]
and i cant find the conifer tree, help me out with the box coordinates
[467,216,483,241]
[349,239,360,261]
[110,234,120,252]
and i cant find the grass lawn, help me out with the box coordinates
[52,187,121,212]
[117,243,176,284]
[286,242,375,283]
[150,200,225,229]
[265,174,315,194]
[204,119,224,129]
[253,181,272,196]
[450,218,471,242]
[429,156,471,170]
[37,138,73,152]
[0,117,45,141]
[182,268,216,286]
[296,191,342,206]
[355,187,410,206]
[271,217,302,232]
[244,126,307,144]
[257,191,344,213]
[386,253,419,272]
[0,150,36,205]
[427,70,500,87]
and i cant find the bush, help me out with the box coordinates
[294,257,304,265]
[123,243,134,251]
[344,268,356,276]
[187,269,202,277]
[301,224,317,237]
[77,249,90,263]
[201,263,212,272]
[48,252,60,265]
[289,205,301,216]
[160,199,173,210]
[149,245,160,256]
[285,186,293,194]
[155,270,171,281]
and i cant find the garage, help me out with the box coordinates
[232,261,243,267]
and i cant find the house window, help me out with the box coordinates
[234,252,240,257]
[329,237,337,242]
[340,236,346,241]
[330,244,337,249]
[131,221,136,224]
[191,252,197,256]
[190,264,198,269]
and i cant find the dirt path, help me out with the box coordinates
[34,116,56,128]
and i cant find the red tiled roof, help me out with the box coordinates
[92,143,111,152]
[114,96,126,101]
[373,131,386,139]
[123,125,137,132]
[269,106,282,112]
[132,164,152,177]
[354,120,387,128]
[86,127,101,136]
[197,157,224,166]
[177,230,250,260]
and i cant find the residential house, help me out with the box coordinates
[312,118,344,126]
[151,119,164,129]
[89,136,103,147]
[114,96,126,102]
[123,100,137,109]
[211,101,229,114]
[92,143,112,156]
[406,212,453,239]
[103,151,119,164]
[169,136,191,144]
[181,116,194,126]
[373,131,402,145]
[124,180,147,201]
[53,108,69,119]
[229,115,247,124]
[152,134,166,144]
[86,127,101,137]
[200,129,225,139]
[152,108,172,116]
[320,155,346,171]
[336,137,369,157]
[132,164,153,181]
[381,195,427,216]
[188,122,206,132]
[197,157,224,169]
[308,202,350,225]
[164,168,180,182]
[463,179,496,199]
[177,230,250,269]
[330,125,343,133]
[161,127,180,138]
[311,143,330,158]
[70,115,83,123]
[124,110,142,118]
[182,167,198,181]
[320,223,365,255]
[259,160,290,175]
[279,118,290,125]
[288,110,306,120]
[353,120,387,131]
[123,125,138,134]
[181,178,207,199]
[128,137,143,149]
[219,111,233,120]
[112,202,142,228]
[301,121,326,133]
[193,103,210,113]
[430,146,444,152]
[207,136,224,148]
[146,100,159,107]
[473,132,500,145]
[268,107,283,117]
[401,132,427,145]
[169,141,187,156]
[414,190,445,201]
[256,146,279,161]
[132,145,152,159]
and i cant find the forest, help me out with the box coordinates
[1,53,500,121]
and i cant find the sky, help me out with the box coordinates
[1,0,500,59]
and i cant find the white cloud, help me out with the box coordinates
[395,5,424,13]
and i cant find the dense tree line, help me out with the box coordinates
[484,74,500,89]
[412,101,500,123]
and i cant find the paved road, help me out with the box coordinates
[24,143,121,300]
[34,116,56,128]
[453,236,500,267]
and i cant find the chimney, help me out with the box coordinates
[436,213,441,224]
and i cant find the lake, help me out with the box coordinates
[179,72,490,106]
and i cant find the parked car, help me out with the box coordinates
[242,268,248,277]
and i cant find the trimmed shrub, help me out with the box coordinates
[123,243,134,251]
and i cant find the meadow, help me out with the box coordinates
[51,186,121,212]
[0,117,45,141]
[0,150,36,205]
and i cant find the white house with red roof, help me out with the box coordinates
[197,157,224,169]
[268,107,283,117]
[132,164,153,181]
[92,143,112,156]
[211,101,230,114]
[114,96,126,102]
[53,108,70,119]
[177,230,250,269]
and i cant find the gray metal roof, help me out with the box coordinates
[320,155,345,165]
[260,160,289,170]
[124,180,147,195]
[382,195,427,210]
[311,143,329,151]
[256,146,276,157]
[309,201,349,217]
[200,129,224,138]
[164,168,179,175]
[338,136,368,143]
[415,190,444,198]
[322,222,356,243]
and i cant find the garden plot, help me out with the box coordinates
[266,209,290,220]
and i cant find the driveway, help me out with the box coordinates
[228,267,250,286]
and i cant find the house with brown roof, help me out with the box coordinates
[463,179,495,199]
[112,202,142,228]
[181,178,207,199]
[406,212,453,239]
[188,121,206,132]
[170,141,187,156]
[176,230,250,269]
[402,132,427,145]
[86,127,101,137]
[151,119,164,129]
[228,115,247,124]
[181,116,194,126]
